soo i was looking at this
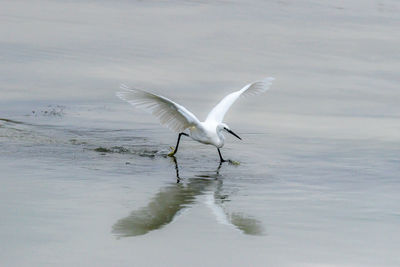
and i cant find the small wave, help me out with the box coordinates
[92,145,169,158]
[94,146,129,153]
[0,118,25,124]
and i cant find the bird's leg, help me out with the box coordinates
[168,132,188,157]
[217,148,227,163]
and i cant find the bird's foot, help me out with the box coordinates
[219,159,240,165]
[228,159,240,165]
[168,146,176,157]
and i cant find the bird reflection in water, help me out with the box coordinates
[112,157,265,237]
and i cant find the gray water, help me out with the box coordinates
[1,0,400,266]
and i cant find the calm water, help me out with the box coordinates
[1,0,399,266]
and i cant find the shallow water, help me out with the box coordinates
[1,0,400,266]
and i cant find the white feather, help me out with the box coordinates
[116,85,200,133]
[205,77,274,123]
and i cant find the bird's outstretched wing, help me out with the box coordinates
[117,85,200,132]
[205,77,274,123]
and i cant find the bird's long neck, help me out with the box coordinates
[216,126,225,147]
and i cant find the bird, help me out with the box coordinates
[116,77,274,162]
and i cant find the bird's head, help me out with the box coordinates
[218,123,242,140]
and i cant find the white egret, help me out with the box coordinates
[116,77,274,162]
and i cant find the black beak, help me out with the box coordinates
[224,127,242,140]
